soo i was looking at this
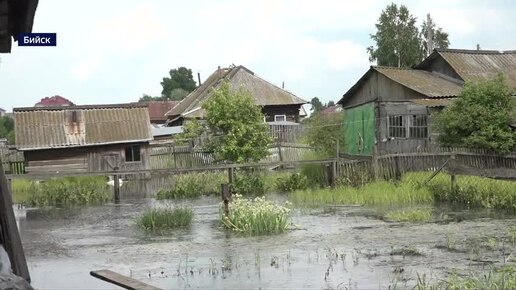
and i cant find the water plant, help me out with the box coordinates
[157,172,226,199]
[232,171,266,196]
[10,178,32,204]
[220,194,291,235]
[384,208,432,222]
[138,206,193,231]
[291,180,434,207]
[275,172,308,193]
[24,176,110,207]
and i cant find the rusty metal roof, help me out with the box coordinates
[14,104,152,150]
[144,101,179,122]
[165,65,307,119]
[417,49,516,87]
[375,67,463,98]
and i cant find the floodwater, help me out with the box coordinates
[14,183,516,290]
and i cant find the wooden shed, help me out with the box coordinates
[13,103,153,174]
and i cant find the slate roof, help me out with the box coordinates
[416,49,516,88]
[14,103,152,150]
[166,65,307,121]
[144,101,179,123]
[35,95,75,107]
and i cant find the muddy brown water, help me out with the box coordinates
[14,189,516,289]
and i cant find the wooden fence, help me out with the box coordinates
[0,147,24,175]
[148,142,312,170]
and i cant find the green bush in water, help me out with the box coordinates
[157,172,226,199]
[384,208,432,222]
[26,176,110,207]
[138,207,193,231]
[220,194,291,235]
[275,172,309,192]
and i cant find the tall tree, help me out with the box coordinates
[433,74,516,153]
[326,101,335,107]
[202,82,272,163]
[421,14,450,57]
[138,94,162,102]
[168,88,190,101]
[310,97,324,113]
[0,116,14,144]
[367,3,423,67]
[160,67,197,98]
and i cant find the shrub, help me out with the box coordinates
[232,171,266,196]
[157,172,226,199]
[275,173,308,192]
[221,194,291,235]
[26,176,110,207]
[138,206,193,231]
[11,179,32,204]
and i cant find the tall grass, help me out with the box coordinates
[221,194,291,235]
[24,176,110,207]
[275,172,309,193]
[11,179,32,204]
[384,208,432,222]
[138,206,193,231]
[404,172,516,213]
[291,180,434,207]
[157,171,226,199]
[414,266,516,289]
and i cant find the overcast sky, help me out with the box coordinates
[1,0,515,111]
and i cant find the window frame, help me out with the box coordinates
[387,114,429,139]
[274,115,287,122]
[388,115,407,138]
[409,114,428,139]
[125,145,142,163]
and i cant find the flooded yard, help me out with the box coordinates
[15,191,516,289]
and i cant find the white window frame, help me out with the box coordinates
[274,115,286,122]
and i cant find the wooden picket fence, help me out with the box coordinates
[0,147,24,175]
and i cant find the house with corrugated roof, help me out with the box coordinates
[165,65,308,127]
[337,48,516,155]
[13,103,152,174]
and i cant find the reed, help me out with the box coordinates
[10,178,32,204]
[384,208,432,222]
[157,171,226,199]
[138,206,193,231]
[220,194,291,235]
[25,176,110,207]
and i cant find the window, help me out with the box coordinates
[409,115,428,138]
[388,115,406,138]
[125,145,141,162]
[274,115,286,122]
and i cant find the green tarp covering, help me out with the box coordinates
[343,102,375,155]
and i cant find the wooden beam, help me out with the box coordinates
[90,270,162,290]
[0,163,30,282]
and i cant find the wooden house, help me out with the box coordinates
[338,48,516,155]
[165,65,308,126]
[13,103,153,174]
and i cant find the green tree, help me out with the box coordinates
[0,116,15,144]
[310,97,324,113]
[202,82,272,163]
[138,94,162,102]
[160,67,197,98]
[421,14,450,57]
[367,3,423,67]
[433,74,516,153]
[303,112,344,158]
[326,101,335,108]
[169,88,190,101]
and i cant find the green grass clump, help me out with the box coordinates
[221,194,291,235]
[414,266,516,289]
[384,208,432,222]
[291,180,434,207]
[275,172,308,193]
[157,172,226,199]
[404,172,516,213]
[138,207,193,231]
[11,179,32,204]
[232,171,266,196]
[25,176,110,207]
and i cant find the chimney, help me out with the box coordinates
[282,81,285,89]
[426,13,433,55]
[197,72,202,87]
[218,66,221,70]
[476,44,480,51]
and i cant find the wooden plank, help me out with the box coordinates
[0,163,30,282]
[90,270,162,290]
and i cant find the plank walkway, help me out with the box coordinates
[90,270,162,290]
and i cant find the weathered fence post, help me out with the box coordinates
[172,144,177,169]
[0,162,30,282]
[228,166,234,184]
[277,141,284,163]
[450,155,457,192]
[221,183,231,216]
[327,161,337,188]
[113,167,120,203]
